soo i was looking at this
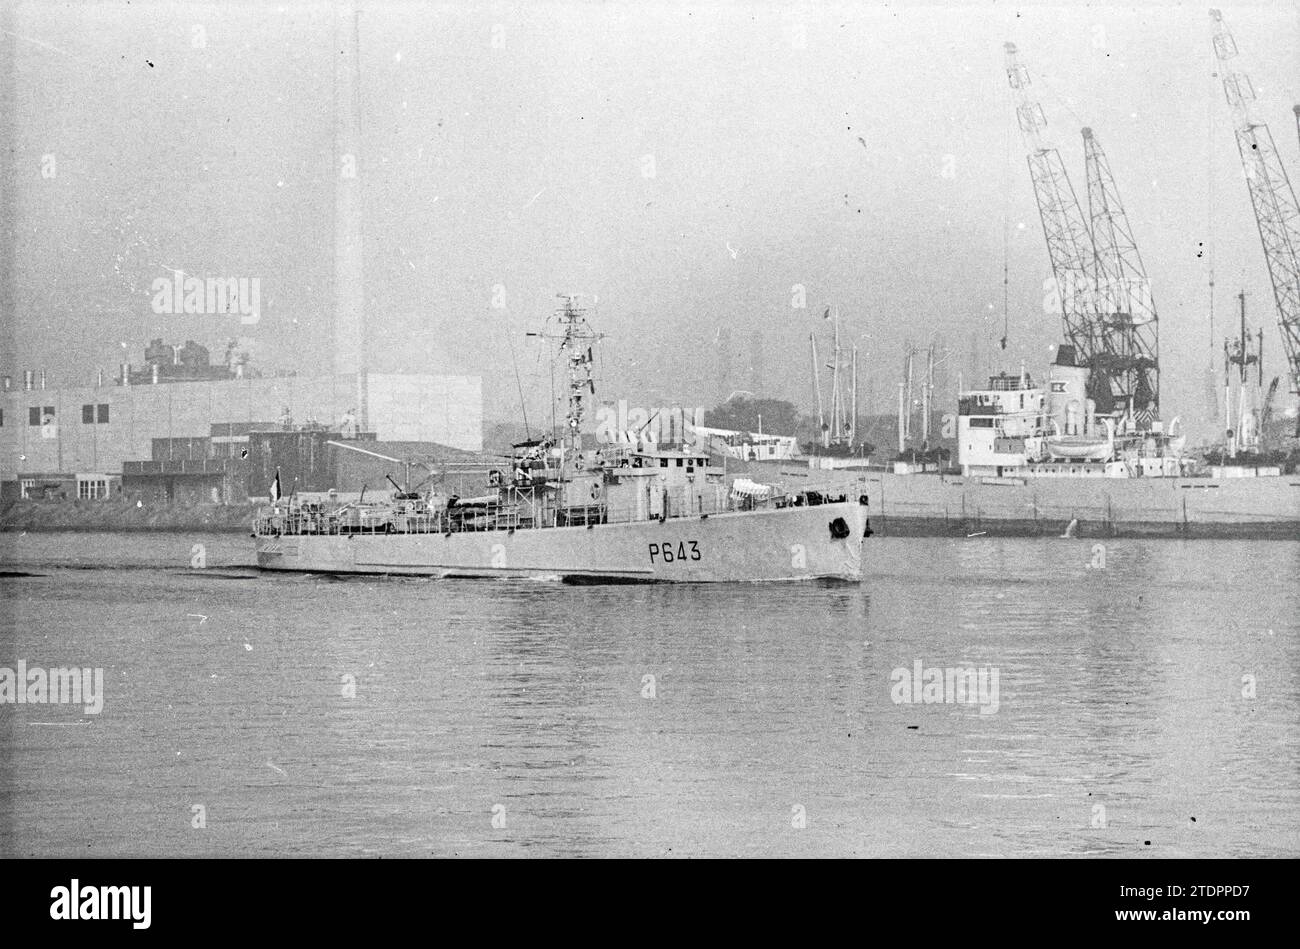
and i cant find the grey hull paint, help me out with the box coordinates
[257,500,868,582]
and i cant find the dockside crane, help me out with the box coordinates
[1004,43,1098,383]
[1005,43,1161,425]
[1210,10,1300,412]
[1083,128,1161,424]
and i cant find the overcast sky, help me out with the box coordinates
[3,1,1298,437]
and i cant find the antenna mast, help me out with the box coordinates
[811,333,826,446]
[528,294,599,457]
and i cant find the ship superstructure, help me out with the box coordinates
[957,347,1187,479]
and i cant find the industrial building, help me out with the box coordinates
[0,357,482,503]
[113,426,488,506]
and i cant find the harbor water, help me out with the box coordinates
[0,531,1296,857]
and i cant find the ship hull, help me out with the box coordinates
[728,461,1300,539]
[256,499,868,582]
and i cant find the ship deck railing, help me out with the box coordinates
[253,481,864,537]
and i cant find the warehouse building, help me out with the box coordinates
[0,361,482,502]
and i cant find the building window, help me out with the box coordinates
[82,403,109,424]
[29,406,40,425]
[77,479,107,500]
[20,479,35,499]
[0,408,4,426]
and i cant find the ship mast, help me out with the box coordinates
[811,332,826,446]
[830,305,842,442]
[557,294,596,457]
[528,294,599,460]
[850,343,858,449]
[809,304,860,451]
[922,343,934,447]
[904,344,915,444]
[1223,290,1264,455]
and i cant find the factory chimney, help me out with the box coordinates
[334,1,367,429]
[0,6,15,389]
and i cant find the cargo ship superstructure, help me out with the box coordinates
[954,347,1188,480]
[254,297,870,581]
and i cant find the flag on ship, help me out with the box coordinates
[269,468,282,503]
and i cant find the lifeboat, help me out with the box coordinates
[1045,418,1114,461]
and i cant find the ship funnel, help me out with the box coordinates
[1065,400,1080,436]
[1048,345,1089,436]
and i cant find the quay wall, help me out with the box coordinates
[734,463,1300,539]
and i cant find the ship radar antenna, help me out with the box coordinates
[526,293,603,456]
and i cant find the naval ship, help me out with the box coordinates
[253,297,871,581]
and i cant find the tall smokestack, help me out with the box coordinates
[0,5,16,386]
[334,2,366,422]
[716,326,733,402]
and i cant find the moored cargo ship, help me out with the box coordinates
[727,346,1300,539]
